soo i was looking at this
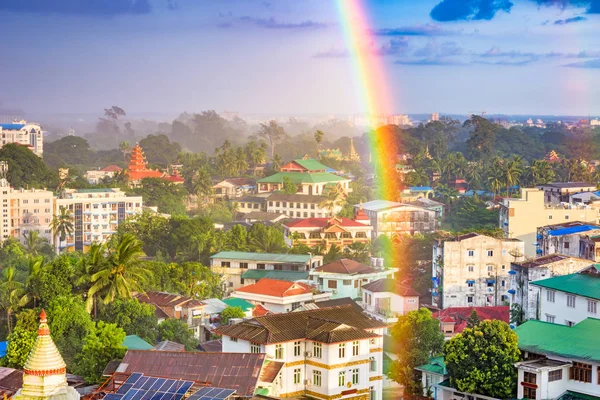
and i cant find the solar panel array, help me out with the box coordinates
[103,373,195,400]
[187,387,236,400]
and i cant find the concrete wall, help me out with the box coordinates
[538,287,598,326]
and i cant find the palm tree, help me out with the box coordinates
[314,130,325,154]
[119,141,131,163]
[50,207,74,254]
[191,168,213,198]
[249,228,287,253]
[503,159,523,197]
[528,160,554,186]
[25,256,45,307]
[433,183,459,204]
[23,230,46,256]
[86,234,151,313]
[0,267,28,334]
[319,187,346,216]
[487,159,504,198]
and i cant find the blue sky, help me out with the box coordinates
[2,0,600,116]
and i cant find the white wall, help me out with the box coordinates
[538,287,598,326]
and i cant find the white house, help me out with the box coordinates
[515,317,600,399]
[530,265,600,326]
[231,278,332,313]
[310,259,396,300]
[361,278,420,326]
[217,305,387,400]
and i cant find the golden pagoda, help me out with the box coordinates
[13,310,80,400]
[344,138,361,162]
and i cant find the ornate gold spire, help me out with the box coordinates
[23,310,66,377]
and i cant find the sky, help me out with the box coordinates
[2,0,600,117]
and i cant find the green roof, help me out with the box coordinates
[558,391,600,400]
[241,270,309,281]
[122,335,154,350]
[210,251,311,263]
[530,272,600,300]
[73,188,117,193]
[416,356,447,375]
[515,318,600,362]
[222,298,255,311]
[257,171,346,184]
[293,159,330,171]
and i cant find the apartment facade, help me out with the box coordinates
[0,121,43,156]
[536,182,597,205]
[530,266,600,326]
[509,255,592,321]
[432,233,525,309]
[500,188,599,257]
[283,216,372,250]
[536,221,600,259]
[209,251,323,294]
[256,172,351,196]
[217,305,387,400]
[265,193,342,218]
[361,278,420,326]
[56,188,143,252]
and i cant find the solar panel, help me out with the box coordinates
[104,374,195,400]
[104,394,122,400]
[187,387,236,400]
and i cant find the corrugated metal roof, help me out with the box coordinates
[257,172,346,184]
[362,279,420,297]
[118,351,265,397]
[210,251,311,263]
[292,159,330,171]
[359,200,403,212]
[314,259,378,275]
[548,225,599,236]
[515,318,600,363]
[222,297,255,311]
[241,270,309,281]
[0,124,25,130]
[415,356,447,375]
[122,335,154,350]
[530,272,600,300]
[155,341,185,352]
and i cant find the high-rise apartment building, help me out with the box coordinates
[0,120,44,156]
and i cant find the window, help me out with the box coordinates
[467,250,474,257]
[501,280,506,287]
[487,250,494,257]
[338,343,346,358]
[294,341,301,357]
[467,282,474,288]
[257,263,265,270]
[352,341,359,356]
[547,290,555,303]
[309,232,321,239]
[275,344,283,359]
[221,261,231,268]
[291,302,300,310]
[564,242,570,249]
[230,337,238,342]
[343,280,351,286]
[566,320,575,327]
[570,362,592,382]
[313,370,322,386]
[548,369,562,382]
[588,300,597,314]
[487,265,494,272]
[341,232,352,238]
[370,387,376,400]
[369,356,376,372]
[325,232,336,239]
[240,262,248,269]
[468,265,474,272]
[352,368,359,385]
[356,232,367,238]
[313,342,322,358]
[338,371,345,387]
[567,294,576,308]
[467,296,473,303]
[546,314,555,323]
[250,342,261,353]
[293,368,301,384]
[328,280,338,289]
[523,386,536,400]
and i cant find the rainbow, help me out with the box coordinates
[336,0,400,201]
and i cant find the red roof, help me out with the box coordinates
[101,165,123,172]
[252,304,271,317]
[433,306,509,333]
[285,217,370,228]
[314,259,378,275]
[163,175,184,183]
[235,278,312,297]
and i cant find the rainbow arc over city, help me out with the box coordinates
[336,0,400,201]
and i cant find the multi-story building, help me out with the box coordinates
[265,193,343,218]
[84,165,122,185]
[509,254,592,321]
[500,188,599,257]
[432,233,525,309]
[536,182,597,205]
[310,259,396,300]
[357,200,438,240]
[56,188,143,252]
[515,317,600,399]
[209,251,323,294]
[231,278,332,313]
[217,305,387,400]
[283,215,372,250]
[10,188,55,245]
[212,178,256,199]
[0,120,43,156]
[530,265,600,326]
[536,221,600,259]
[361,279,420,326]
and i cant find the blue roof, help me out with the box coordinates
[463,189,494,197]
[548,225,599,236]
[0,341,7,358]
[0,124,25,130]
[409,186,433,191]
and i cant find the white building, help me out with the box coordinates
[515,317,600,399]
[361,278,420,326]
[217,305,387,400]
[0,120,44,156]
[509,254,592,321]
[310,259,396,300]
[358,200,438,241]
[84,165,122,184]
[432,233,524,309]
[530,265,600,326]
[56,188,143,252]
[231,278,332,313]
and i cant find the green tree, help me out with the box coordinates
[22,231,47,256]
[133,178,188,215]
[139,134,182,167]
[98,298,158,343]
[30,254,74,307]
[86,234,151,312]
[3,325,37,368]
[248,224,287,253]
[0,267,28,334]
[50,207,74,254]
[465,116,498,162]
[257,120,286,159]
[119,141,131,163]
[282,176,297,194]
[444,320,520,398]
[0,143,58,189]
[314,130,325,153]
[318,187,346,216]
[220,306,245,325]
[323,243,342,264]
[74,321,127,384]
[342,242,370,264]
[466,310,480,328]
[157,319,199,351]
[387,308,445,395]
[118,211,171,257]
